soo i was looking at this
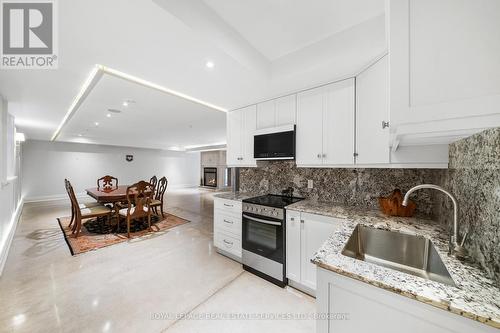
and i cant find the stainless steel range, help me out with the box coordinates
[242,194,303,287]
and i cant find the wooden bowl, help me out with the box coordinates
[378,189,416,217]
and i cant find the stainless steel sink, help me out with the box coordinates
[342,225,456,287]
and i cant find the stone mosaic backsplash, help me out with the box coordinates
[435,127,500,285]
[239,161,445,216]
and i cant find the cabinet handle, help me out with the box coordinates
[223,239,234,247]
[290,217,295,221]
[382,121,390,129]
[224,203,233,207]
[322,154,326,158]
[300,220,304,224]
[317,153,322,158]
[223,219,234,224]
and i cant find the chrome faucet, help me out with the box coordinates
[402,184,468,259]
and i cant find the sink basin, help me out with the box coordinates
[342,225,456,287]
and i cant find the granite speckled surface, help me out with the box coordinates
[240,160,445,216]
[213,191,259,202]
[436,127,500,286]
[286,200,500,329]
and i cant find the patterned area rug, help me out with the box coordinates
[57,213,189,255]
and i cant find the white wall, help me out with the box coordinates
[22,140,201,201]
[0,96,23,275]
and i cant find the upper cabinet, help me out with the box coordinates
[256,94,296,129]
[388,0,500,147]
[356,56,390,165]
[226,105,257,167]
[296,79,355,166]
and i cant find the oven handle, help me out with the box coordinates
[242,214,282,226]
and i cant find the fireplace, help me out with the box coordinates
[203,167,218,187]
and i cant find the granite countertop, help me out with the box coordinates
[286,200,500,329]
[213,191,259,201]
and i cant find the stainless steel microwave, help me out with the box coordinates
[253,125,295,160]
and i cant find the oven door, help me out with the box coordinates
[242,212,283,264]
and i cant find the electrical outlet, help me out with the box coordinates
[307,180,313,189]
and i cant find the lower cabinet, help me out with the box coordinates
[286,210,343,295]
[316,267,496,333]
[214,198,242,261]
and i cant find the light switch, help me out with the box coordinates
[307,180,313,189]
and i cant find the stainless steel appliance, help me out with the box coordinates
[242,194,303,287]
[253,125,295,160]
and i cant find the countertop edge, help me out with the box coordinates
[313,260,500,329]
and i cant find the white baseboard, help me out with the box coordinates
[0,198,24,276]
[24,192,87,204]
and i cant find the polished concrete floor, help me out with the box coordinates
[0,188,315,333]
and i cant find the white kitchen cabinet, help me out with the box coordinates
[286,210,343,295]
[286,210,301,282]
[316,267,496,333]
[213,197,242,261]
[296,79,355,166]
[323,79,355,165]
[296,86,324,165]
[256,94,296,129]
[356,55,390,165]
[226,105,257,167]
[387,0,500,147]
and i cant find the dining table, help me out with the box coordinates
[86,185,136,204]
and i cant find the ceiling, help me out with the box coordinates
[58,73,227,150]
[203,0,385,60]
[0,0,386,150]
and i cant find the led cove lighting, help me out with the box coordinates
[51,64,227,141]
[101,65,227,112]
[15,132,26,142]
[51,66,103,141]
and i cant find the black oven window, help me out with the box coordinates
[246,222,277,250]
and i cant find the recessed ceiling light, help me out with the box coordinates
[122,101,128,107]
[106,113,111,118]
[205,61,215,69]
[94,122,99,126]
[78,134,83,137]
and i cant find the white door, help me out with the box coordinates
[286,210,301,283]
[296,87,324,166]
[356,56,390,164]
[275,94,296,126]
[300,213,341,290]
[323,78,355,165]
[226,110,242,166]
[256,100,276,129]
[241,105,257,166]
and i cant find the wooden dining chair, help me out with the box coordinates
[117,181,154,238]
[150,175,158,195]
[150,176,168,218]
[66,180,112,237]
[65,179,101,229]
[97,175,118,190]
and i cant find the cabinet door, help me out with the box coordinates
[286,210,301,283]
[356,56,390,164]
[256,100,276,129]
[323,78,355,165]
[300,213,341,290]
[275,94,296,126]
[226,109,243,166]
[296,87,324,166]
[241,105,257,166]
